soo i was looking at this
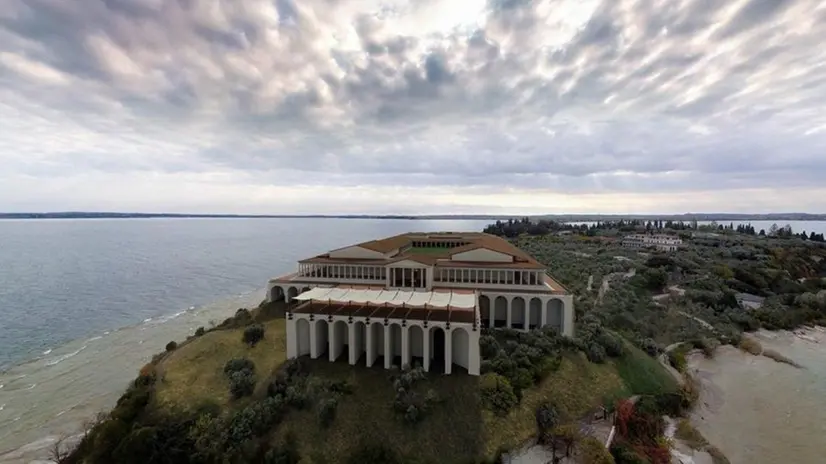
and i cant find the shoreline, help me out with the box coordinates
[686,326,826,464]
[0,289,266,463]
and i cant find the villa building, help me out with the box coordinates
[268,232,574,376]
[622,234,683,252]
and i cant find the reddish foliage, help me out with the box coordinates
[615,399,635,437]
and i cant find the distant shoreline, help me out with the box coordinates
[2,212,826,221]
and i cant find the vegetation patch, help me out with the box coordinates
[614,343,679,396]
[675,418,707,449]
[154,318,287,412]
[761,348,803,368]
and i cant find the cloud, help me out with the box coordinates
[1,0,825,213]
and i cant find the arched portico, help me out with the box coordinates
[479,295,491,327]
[546,299,564,333]
[493,296,508,327]
[270,286,285,302]
[511,297,526,329]
[529,297,542,329]
[451,327,470,374]
[368,322,384,367]
[429,326,446,374]
[351,321,366,365]
[331,320,348,362]
[286,286,299,303]
[314,319,329,359]
[296,319,311,356]
[389,323,403,367]
[408,325,424,368]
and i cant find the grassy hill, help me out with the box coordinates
[63,301,677,464]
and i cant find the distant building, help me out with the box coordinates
[622,234,683,252]
[267,232,574,376]
[736,293,765,310]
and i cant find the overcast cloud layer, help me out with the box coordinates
[1,0,825,214]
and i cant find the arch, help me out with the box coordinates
[352,321,366,364]
[408,325,424,369]
[314,319,329,359]
[389,323,403,367]
[286,286,299,302]
[529,298,542,329]
[270,286,284,302]
[545,299,564,333]
[331,320,349,362]
[301,286,311,294]
[369,322,385,367]
[429,326,447,374]
[451,327,470,372]
[479,295,491,328]
[511,297,526,329]
[296,318,311,356]
[493,296,508,328]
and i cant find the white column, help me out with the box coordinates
[366,325,375,367]
[328,322,336,362]
[286,318,298,359]
[541,299,548,328]
[563,297,575,337]
[468,329,481,376]
[310,321,318,358]
[384,325,391,369]
[348,323,357,365]
[401,326,410,368]
[505,296,512,328]
[423,329,431,372]
[444,329,453,375]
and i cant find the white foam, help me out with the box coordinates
[45,345,86,367]
[87,335,103,342]
[41,349,52,355]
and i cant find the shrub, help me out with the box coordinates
[403,404,420,424]
[243,324,265,347]
[598,332,624,357]
[480,373,518,415]
[579,436,616,464]
[195,326,206,337]
[318,397,338,427]
[738,337,762,355]
[229,370,256,399]
[346,443,401,464]
[264,432,301,464]
[112,386,151,422]
[586,343,607,363]
[667,349,687,373]
[224,357,256,377]
[165,341,177,352]
[535,403,559,434]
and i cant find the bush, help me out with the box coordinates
[165,341,177,352]
[535,403,559,434]
[229,370,256,399]
[194,326,206,337]
[579,436,616,464]
[598,332,624,357]
[346,443,401,464]
[667,349,687,373]
[224,357,256,377]
[243,324,265,347]
[480,373,518,415]
[317,397,338,427]
[586,343,607,363]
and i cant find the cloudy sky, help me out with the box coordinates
[1,0,825,215]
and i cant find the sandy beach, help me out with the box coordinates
[687,327,826,464]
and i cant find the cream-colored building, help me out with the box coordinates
[622,234,683,252]
[269,232,574,376]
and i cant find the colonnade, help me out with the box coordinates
[286,316,480,375]
[478,294,574,337]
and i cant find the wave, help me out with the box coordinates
[45,346,87,367]
[41,349,52,356]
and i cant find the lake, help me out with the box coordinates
[0,218,490,460]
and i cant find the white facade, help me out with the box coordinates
[286,315,480,375]
[269,233,575,376]
[622,234,683,252]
